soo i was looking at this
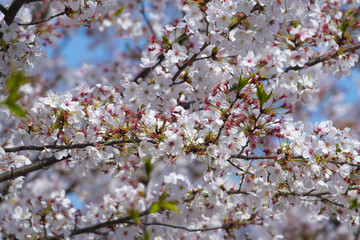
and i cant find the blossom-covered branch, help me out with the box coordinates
[1,0,360,239]
[0,154,70,183]
[3,139,148,153]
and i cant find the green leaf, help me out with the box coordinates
[159,191,167,202]
[161,201,180,214]
[126,209,140,224]
[211,46,218,60]
[3,70,28,117]
[6,71,26,100]
[349,198,359,210]
[339,19,350,36]
[256,83,273,109]
[143,157,153,179]
[149,202,161,213]
[237,76,250,92]
[149,200,180,214]
[293,19,299,28]
[113,7,125,16]
[335,147,341,153]
[143,232,150,240]
[4,101,25,117]
[162,35,171,48]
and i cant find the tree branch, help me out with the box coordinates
[4,0,43,25]
[139,1,156,38]
[70,210,150,237]
[44,209,151,239]
[0,154,70,183]
[18,10,66,26]
[260,42,360,81]
[230,154,360,167]
[0,4,7,15]
[134,221,224,232]
[46,209,225,239]
[171,42,209,84]
[3,139,154,152]
[0,138,159,183]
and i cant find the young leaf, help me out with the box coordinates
[4,101,25,117]
[113,7,125,16]
[149,202,161,213]
[3,70,28,117]
[339,18,350,36]
[162,35,171,48]
[126,209,140,224]
[237,76,249,92]
[349,198,359,210]
[161,201,180,214]
[256,82,273,109]
[143,157,153,180]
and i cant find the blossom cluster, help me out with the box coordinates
[0,0,360,239]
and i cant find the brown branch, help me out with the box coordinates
[260,42,360,81]
[134,221,224,232]
[171,42,209,84]
[139,1,156,38]
[0,154,70,183]
[44,209,151,239]
[131,18,195,83]
[230,154,360,167]
[0,139,158,183]
[18,10,66,26]
[3,0,43,25]
[131,32,189,83]
[0,4,7,15]
[70,210,150,237]
[131,54,164,83]
[226,159,252,174]
[230,155,277,160]
[3,139,152,152]
[49,214,224,239]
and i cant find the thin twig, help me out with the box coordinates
[18,10,66,26]
[260,42,360,81]
[45,209,151,239]
[139,1,156,38]
[46,213,224,239]
[136,221,224,232]
[170,42,209,84]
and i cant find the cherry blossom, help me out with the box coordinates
[0,22,18,42]
[0,0,360,239]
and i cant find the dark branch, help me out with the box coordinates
[45,209,151,239]
[171,42,209,84]
[3,139,153,152]
[230,155,277,160]
[18,10,66,26]
[134,221,224,232]
[0,4,7,15]
[46,209,225,239]
[229,154,360,167]
[0,154,70,183]
[131,32,189,83]
[260,42,360,81]
[139,2,156,38]
[0,139,158,183]
[4,0,42,25]
[70,209,150,237]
